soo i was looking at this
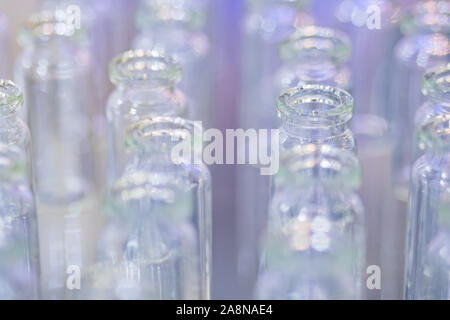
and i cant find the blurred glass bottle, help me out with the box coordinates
[392,1,449,202]
[107,49,186,185]
[240,0,311,131]
[236,28,352,297]
[0,80,40,299]
[0,12,9,78]
[327,0,401,299]
[15,10,101,299]
[256,144,365,299]
[86,117,211,299]
[405,113,450,300]
[277,84,356,153]
[134,0,211,126]
[276,25,352,93]
[388,1,449,297]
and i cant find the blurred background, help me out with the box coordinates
[0,0,444,300]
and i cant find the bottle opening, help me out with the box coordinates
[19,10,83,46]
[109,49,182,87]
[277,84,354,126]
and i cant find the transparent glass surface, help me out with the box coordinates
[277,84,356,153]
[85,117,212,300]
[276,25,352,92]
[0,13,9,78]
[107,49,186,185]
[389,2,450,298]
[134,0,211,126]
[405,115,450,300]
[15,11,101,299]
[0,80,40,299]
[256,144,365,300]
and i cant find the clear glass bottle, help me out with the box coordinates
[0,80,40,299]
[134,0,211,126]
[107,49,186,185]
[15,10,101,299]
[0,12,9,78]
[256,144,365,299]
[405,113,450,300]
[389,1,449,297]
[86,117,212,300]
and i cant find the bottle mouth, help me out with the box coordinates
[423,63,450,104]
[109,49,182,87]
[19,9,84,46]
[277,84,354,126]
[280,26,351,64]
[278,144,361,189]
[136,0,208,31]
[401,0,450,35]
[0,80,23,116]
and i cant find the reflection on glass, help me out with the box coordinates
[256,144,365,300]
[0,80,40,299]
[107,49,186,185]
[405,113,450,300]
[134,0,211,125]
[15,10,101,299]
[0,13,9,78]
[86,117,211,300]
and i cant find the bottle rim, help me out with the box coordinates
[280,25,351,64]
[0,80,23,116]
[277,84,354,125]
[109,49,183,87]
[18,9,85,46]
[423,63,450,103]
[278,144,361,189]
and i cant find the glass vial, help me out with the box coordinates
[256,144,365,299]
[134,0,211,126]
[389,1,449,297]
[107,49,186,185]
[87,117,212,300]
[0,80,40,299]
[405,113,450,300]
[15,10,101,299]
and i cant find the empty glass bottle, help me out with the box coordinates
[15,10,101,299]
[107,49,186,185]
[134,0,211,125]
[0,80,40,299]
[405,113,450,300]
[256,144,365,299]
[86,117,212,300]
